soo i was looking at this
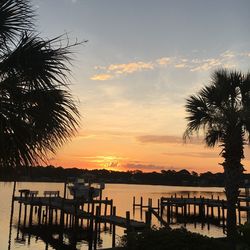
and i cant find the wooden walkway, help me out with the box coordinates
[14,194,146,230]
[11,185,148,250]
[133,194,250,227]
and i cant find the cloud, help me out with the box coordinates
[125,163,173,171]
[108,61,154,74]
[137,135,182,144]
[77,155,125,163]
[136,135,202,144]
[157,57,171,65]
[163,151,218,159]
[90,61,154,81]
[190,58,222,72]
[175,63,187,68]
[221,50,235,58]
[90,49,250,80]
[90,74,113,81]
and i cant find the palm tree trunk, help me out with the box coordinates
[224,164,241,240]
[222,129,244,248]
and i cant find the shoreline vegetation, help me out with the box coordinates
[1,165,250,187]
[120,227,250,250]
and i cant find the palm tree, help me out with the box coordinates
[184,69,250,244]
[0,0,80,168]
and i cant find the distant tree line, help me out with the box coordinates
[1,165,250,187]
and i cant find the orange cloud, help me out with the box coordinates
[91,50,250,80]
[175,63,187,68]
[108,61,154,74]
[90,74,113,81]
[136,135,202,144]
[163,151,218,159]
[156,57,171,65]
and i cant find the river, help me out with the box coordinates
[0,182,244,250]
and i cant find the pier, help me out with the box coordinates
[11,183,147,250]
[133,192,250,230]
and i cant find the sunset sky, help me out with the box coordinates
[34,0,250,173]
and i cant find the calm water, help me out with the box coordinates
[0,182,244,250]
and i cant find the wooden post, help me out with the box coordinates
[217,197,221,220]
[80,203,84,227]
[238,208,241,225]
[112,206,116,248]
[12,181,16,200]
[45,205,48,225]
[237,200,241,225]
[184,202,187,217]
[66,213,69,227]
[170,200,173,223]
[8,182,16,250]
[17,201,22,229]
[126,211,131,231]
[133,196,136,216]
[99,189,102,220]
[55,209,58,225]
[88,201,95,250]
[206,200,209,217]
[222,200,225,225]
[29,205,34,226]
[157,199,160,214]
[176,194,179,216]
[24,204,28,227]
[38,206,42,225]
[49,207,53,225]
[148,198,152,208]
[103,197,108,230]
[181,195,184,216]
[63,182,67,199]
[74,200,79,229]
[199,197,204,218]
[160,197,164,218]
[194,196,196,216]
[94,206,100,250]
[145,210,152,228]
[167,203,171,222]
[140,196,143,213]
[109,199,113,233]
[110,199,113,216]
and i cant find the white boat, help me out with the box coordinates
[67,178,105,200]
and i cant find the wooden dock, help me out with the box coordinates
[11,185,147,250]
[14,195,146,230]
[133,193,250,228]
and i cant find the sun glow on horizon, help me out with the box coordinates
[78,155,124,171]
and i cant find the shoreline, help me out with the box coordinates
[0,179,225,188]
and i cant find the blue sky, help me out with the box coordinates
[33,0,250,172]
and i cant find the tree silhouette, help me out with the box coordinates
[184,69,249,245]
[0,0,80,168]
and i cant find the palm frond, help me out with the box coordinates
[0,0,34,44]
[0,33,77,90]
[240,72,250,106]
[185,94,212,135]
[0,78,80,167]
[205,128,224,147]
